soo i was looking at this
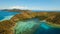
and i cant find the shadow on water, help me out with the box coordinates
[34,21,60,34]
[34,28,60,34]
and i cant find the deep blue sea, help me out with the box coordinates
[0,10,60,34]
[34,22,60,34]
[0,10,20,20]
[32,10,60,12]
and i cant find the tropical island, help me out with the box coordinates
[0,9,60,34]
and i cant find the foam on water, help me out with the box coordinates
[0,10,20,21]
[0,15,14,21]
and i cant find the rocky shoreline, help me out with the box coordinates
[0,10,60,34]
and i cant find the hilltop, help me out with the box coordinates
[0,9,60,34]
[1,9,32,12]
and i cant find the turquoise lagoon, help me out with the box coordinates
[0,10,60,34]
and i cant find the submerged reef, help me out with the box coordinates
[0,10,60,34]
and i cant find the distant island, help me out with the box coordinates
[1,9,32,12]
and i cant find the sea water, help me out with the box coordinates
[0,10,60,34]
[0,10,20,21]
[15,18,60,34]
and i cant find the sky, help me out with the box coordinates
[0,0,60,10]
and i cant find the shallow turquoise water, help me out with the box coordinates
[15,19,53,34]
[15,18,40,34]
[15,19,60,34]
[0,11,60,34]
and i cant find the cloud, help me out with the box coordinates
[9,6,44,10]
[0,6,60,10]
[10,6,29,10]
